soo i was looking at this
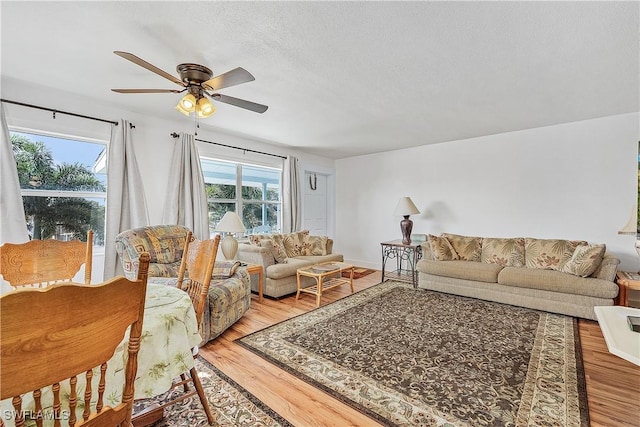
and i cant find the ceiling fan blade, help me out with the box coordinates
[209,93,268,113]
[202,67,255,91]
[114,51,185,87]
[111,88,184,94]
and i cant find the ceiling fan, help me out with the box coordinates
[111,51,268,118]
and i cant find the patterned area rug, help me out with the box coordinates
[134,357,292,426]
[237,281,589,426]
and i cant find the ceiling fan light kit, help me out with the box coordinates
[111,51,268,119]
[196,97,215,118]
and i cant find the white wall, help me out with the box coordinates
[335,113,640,271]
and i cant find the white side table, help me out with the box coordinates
[594,305,640,366]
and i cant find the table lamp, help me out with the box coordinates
[393,196,420,245]
[618,205,640,272]
[215,211,247,260]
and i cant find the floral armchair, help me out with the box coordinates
[115,225,251,344]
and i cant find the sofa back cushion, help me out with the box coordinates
[481,237,525,267]
[561,243,606,277]
[440,233,482,262]
[248,230,332,262]
[427,235,459,261]
[524,238,587,270]
[259,239,288,263]
[304,235,329,256]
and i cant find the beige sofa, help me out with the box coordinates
[236,230,343,298]
[416,233,620,320]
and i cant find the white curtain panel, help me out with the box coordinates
[103,119,149,279]
[282,155,302,233]
[161,132,209,240]
[0,104,29,244]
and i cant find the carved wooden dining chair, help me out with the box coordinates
[0,230,94,288]
[0,253,150,427]
[157,231,219,425]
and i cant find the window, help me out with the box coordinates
[201,158,281,235]
[10,131,107,245]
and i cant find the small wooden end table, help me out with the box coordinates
[244,264,264,302]
[296,262,354,307]
[616,271,640,307]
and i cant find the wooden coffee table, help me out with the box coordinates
[296,262,354,307]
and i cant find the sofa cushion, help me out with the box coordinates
[440,233,482,262]
[481,237,525,267]
[304,235,328,256]
[416,259,503,283]
[282,230,310,257]
[524,238,587,270]
[259,239,287,263]
[266,258,314,279]
[498,267,618,298]
[295,254,344,264]
[561,244,606,277]
[427,235,459,261]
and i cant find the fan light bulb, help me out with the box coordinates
[196,97,216,118]
[179,93,196,112]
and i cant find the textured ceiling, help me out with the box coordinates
[1,1,638,159]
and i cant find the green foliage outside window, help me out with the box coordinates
[11,134,106,243]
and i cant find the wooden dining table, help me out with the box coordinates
[0,282,202,426]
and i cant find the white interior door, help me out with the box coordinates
[303,172,327,236]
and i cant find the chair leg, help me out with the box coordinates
[190,366,214,425]
[180,373,190,392]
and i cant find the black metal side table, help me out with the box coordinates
[380,239,423,288]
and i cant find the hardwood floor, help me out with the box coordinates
[199,271,640,426]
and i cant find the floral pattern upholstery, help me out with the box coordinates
[481,237,526,267]
[524,238,587,270]
[248,230,330,263]
[440,233,482,261]
[115,225,191,280]
[427,234,459,260]
[116,225,251,344]
[561,244,606,277]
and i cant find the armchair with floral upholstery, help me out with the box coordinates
[115,225,251,344]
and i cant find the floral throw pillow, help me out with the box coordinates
[282,230,310,258]
[440,233,482,262]
[561,244,606,277]
[481,237,525,267]
[259,239,287,263]
[427,235,459,261]
[524,238,587,270]
[304,235,328,256]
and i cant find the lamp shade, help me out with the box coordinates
[215,212,246,260]
[393,197,420,216]
[215,211,247,233]
[618,206,638,235]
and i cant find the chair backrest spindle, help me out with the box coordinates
[176,233,220,327]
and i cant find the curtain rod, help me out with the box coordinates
[170,132,286,159]
[0,98,133,128]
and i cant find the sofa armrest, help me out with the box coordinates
[236,244,276,268]
[326,238,334,254]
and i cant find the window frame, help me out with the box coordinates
[9,127,108,245]
[201,156,282,234]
